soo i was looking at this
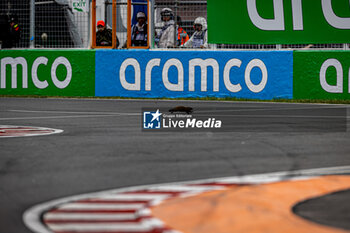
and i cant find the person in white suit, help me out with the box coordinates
[183,17,209,49]
[157,8,176,48]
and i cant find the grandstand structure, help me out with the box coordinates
[0,0,348,50]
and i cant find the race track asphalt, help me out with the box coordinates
[0,97,349,233]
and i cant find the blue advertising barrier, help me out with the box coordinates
[95,50,293,100]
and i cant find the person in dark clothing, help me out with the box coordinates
[8,16,20,46]
[96,20,119,47]
[131,12,148,47]
[0,14,21,48]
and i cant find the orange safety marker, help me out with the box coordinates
[152,175,350,233]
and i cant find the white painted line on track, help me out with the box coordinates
[196,114,349,119]
[23,165,350,233]
[188,105,348,114]
[2,113,347,121]
[2,96,348,106]
[0,114,137,121]
[45,97,349,105]
[9,110,141,115]
[6,105,347,122]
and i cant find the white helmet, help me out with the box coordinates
[161,8,174,19]
[137,12,146,19]
[194,17,207,30]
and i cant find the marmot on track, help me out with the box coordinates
[169,106,193,114]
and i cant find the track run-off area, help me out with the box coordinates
[0,97,349,233]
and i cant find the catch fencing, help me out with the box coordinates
[0,0,89,49]
[0,0,348,50]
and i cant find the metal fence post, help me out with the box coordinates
[30,0,35,48]
[174,0,177,48]
[150,0,155,48]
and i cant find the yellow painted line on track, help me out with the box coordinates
[152,175,350,233]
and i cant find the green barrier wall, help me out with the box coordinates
[0,50,95,97]
[207,0,350,44]
[294,51,350,100]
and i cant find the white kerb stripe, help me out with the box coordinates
[48,219,164,232]
[148,185,223,192]
[99,194,170,201]
[58,203,146,210]
[137,209,151,216]
[44,213,140,221]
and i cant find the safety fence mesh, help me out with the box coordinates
[0,0,89,49]
[1,0,348,50]
[0,0,30,48]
